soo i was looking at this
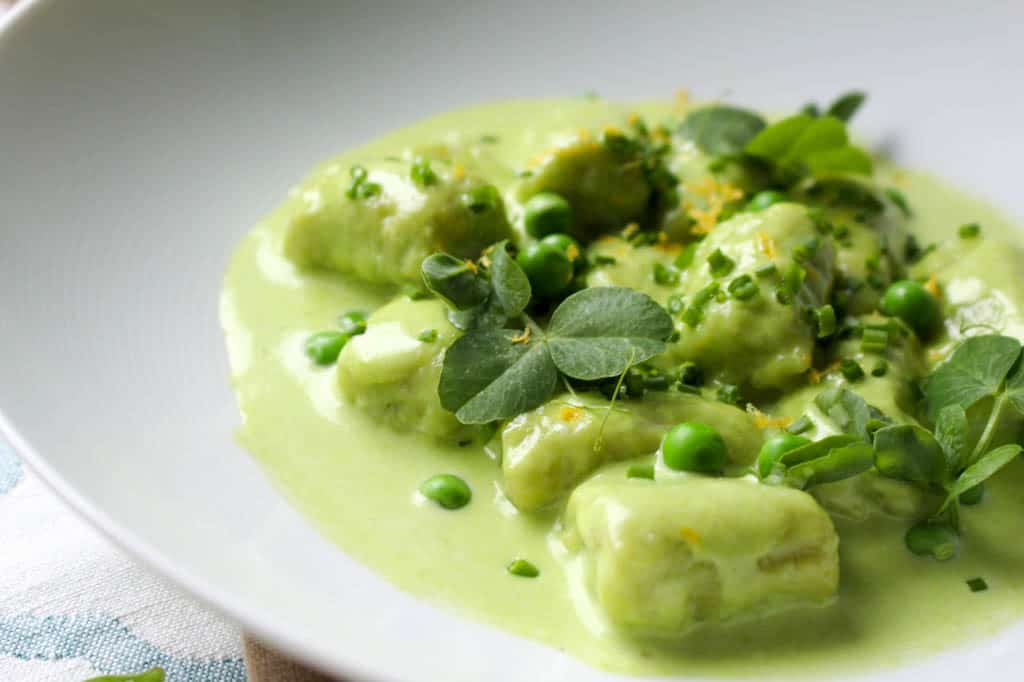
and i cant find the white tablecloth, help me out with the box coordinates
[0,436,246,681]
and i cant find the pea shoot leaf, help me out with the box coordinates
[488,240,531,318]
[873,424,948,484]
[785,442,874,489]
[814,386,886,441]
[942,444,1022,510]
[778,434,861,468]
[934,404,969,470]
[546,287,674,380]
[922,335,1022,422]
[439,328,557,424]
[679,105,766,156]
[826,91,867,122]
[746,114,872,177]
[421,253,490,310]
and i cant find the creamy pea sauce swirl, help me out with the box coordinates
[222,96,1024,678]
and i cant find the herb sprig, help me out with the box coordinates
[423,243,673,424]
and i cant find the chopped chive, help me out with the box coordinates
[833,224,851,240]
[839,359,865,382]
[959,222,981,239]
[410,157,438,187]
[786,415,813,435]
[666,293,686,315]
[865,254,881,271]
[727,274,759,301]
[417,329,438,343]
[667,329,681,343]
[677,383,701,395]
[400,283,431,300]
[517,169,535,178]
[627,463,656,480]
[862,327,889,354]
[815,305,837,338]
[681,305,703,328]
[674,243,699,269]
[707,249,736,277]
[358,181,382,198]
[717,383,742,405]
[867,272,888,290]
[871,359,889,377]
[755,263,778,278]
[792,236,820,263]
[966,577,988,593]
[507,559,540,578]
[593,254,618,266]
[885,188,913,217]
[653,262,680,286]
[694,282,721,305]
[643,373,671,391]
[479,133,499,144]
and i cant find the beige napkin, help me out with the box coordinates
[243,636,347,682]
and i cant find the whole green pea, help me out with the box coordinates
[905,521,958,561]
[756,433,811,478]
[747,190,787,212]
[661,422,728,474]
[539,233,582,265]
[880,280,941,337]
[523,192,573,238]
[419,474,472,510]
[516,242,574,299]
[304,331,349,366]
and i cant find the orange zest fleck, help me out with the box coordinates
[757,231,778,259]
[566,244,581,262]
[673,88,691,114]
[452,162,466,181]
[925,273,941,297]
[627,112,640,126]
[464,259,478,274]
[560,406,584,423]
[511,327,531,344]
[680,527,701,545]
[622,222,640,238]
[685,178,744,235]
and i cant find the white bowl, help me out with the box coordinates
[1,1,1022,680]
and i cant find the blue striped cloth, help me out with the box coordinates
[0,437,246,681]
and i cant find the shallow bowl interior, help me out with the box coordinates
[1,1,1022,680]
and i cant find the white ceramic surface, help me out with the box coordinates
[1,1,1022,680]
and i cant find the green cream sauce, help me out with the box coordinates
[221,99,1024,678]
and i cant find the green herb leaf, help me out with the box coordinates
[84,670,165,682]
[1002,354,1024,414]
[825,91,867,122]
[546,287,673,380]
[439,328,557,423]
[778,433,862,468]
[679,105,766,156]
[873,424,948,483]
[746,114,814,160]
[782,116,848,163]
[934,404,969,470]
[923,335,1022,422]
[785,442,874,489]
[488,240,531,317]
[421,253,490,311]
[814,386,884,441]
[942,444,1022,508]
[803,145,873,176]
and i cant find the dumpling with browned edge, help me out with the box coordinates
[563,473,839,638]
[500,391,761,511]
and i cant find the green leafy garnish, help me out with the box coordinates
[922,335,1022,423]
[746,114,872,177]
[84,670,165,682]
[421,253,491,311]
[437,285,672,424]
[679,105,766,156]
[825,91,867,122]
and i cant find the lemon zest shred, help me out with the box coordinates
[560,405,584,423]
[680,527,701,545]
[511,327,531,344]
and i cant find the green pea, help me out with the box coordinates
[904,521,958,561]
[880,280,941,337]
[539,233,582,264]
[303,331,349,366]
[757,433,811,478]
[507,558,540,578]
[523,192,573,238]
[960,482,985,506]
[461,184,501,214]
[516,242,574,299]
[337,310,368,336]
[747,190,787,212]
[661,422,727,474]
[419,474,472,510]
